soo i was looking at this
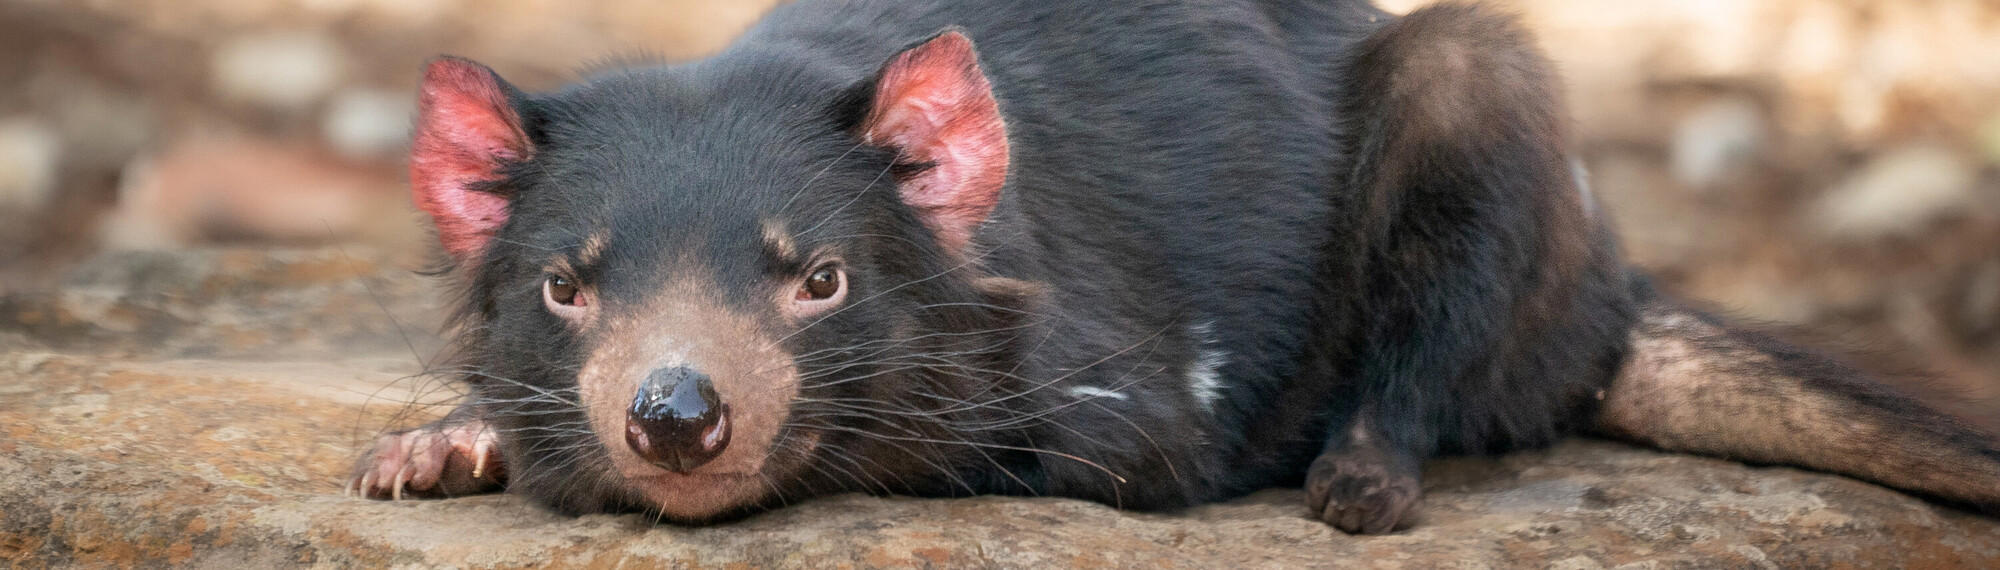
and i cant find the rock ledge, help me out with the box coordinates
[4,249,1997,568]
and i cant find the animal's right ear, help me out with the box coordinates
[409,56,531,264]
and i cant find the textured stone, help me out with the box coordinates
[3,247,1998,568]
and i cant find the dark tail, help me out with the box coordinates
[1597,286,2000,513]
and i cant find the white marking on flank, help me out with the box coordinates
[1187,320,1227,410]
[1067,386,1130,401]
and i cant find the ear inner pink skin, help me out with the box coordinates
[861,31,1011,255]
[410,57,531,262]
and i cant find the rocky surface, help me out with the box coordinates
[4,247,1999,569]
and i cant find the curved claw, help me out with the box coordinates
[392,463,412,501]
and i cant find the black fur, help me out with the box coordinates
[361,0,2000,530]
[452,0,1395,516]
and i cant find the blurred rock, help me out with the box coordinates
[22,70,156,170]
[1670,96,1766,189]
[1967,261,2000,334]
[1590,152,1713,267]
[0,118,59,211]
[1810,145,1983,241]
[211,31,348,112]
[1775,1,1851,78]
[321,87,414,159]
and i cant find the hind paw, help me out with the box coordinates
[347,421,504,500]
[1305,445,1422,534]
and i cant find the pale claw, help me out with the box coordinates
[393,463,412,501]
[473,437,493,480]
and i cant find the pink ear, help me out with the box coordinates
[410,57,530,262]
[861,31,1010,255]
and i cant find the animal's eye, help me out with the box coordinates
[783,264,847,320]
[544,275,590,321]
[798,267,843,301]
[547,276,583,306]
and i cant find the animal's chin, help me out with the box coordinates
[618,468,774,520]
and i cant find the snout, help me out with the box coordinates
[625,365,732,473]
[574,300,804,518]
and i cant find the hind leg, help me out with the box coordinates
[1302,3,1634,533]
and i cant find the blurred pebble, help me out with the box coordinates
[211,32,348,111]
[322,88,415,159]
[298,0,449,26]
[297,0,363,15]
[1670,96,1765,189]
[360,0,449,26]
[1980,113,2000,167]
[1968,262,2000,332]
[0,119,62,211]
[1811,145,1978,241]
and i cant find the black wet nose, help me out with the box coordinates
[625,366,731,473]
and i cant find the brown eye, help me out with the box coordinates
[546,275,583,306]
[799,267,842,301]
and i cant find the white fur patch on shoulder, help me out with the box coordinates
[1187,320,1228,410]
[1067,386,1130,401]
[1571,158,1597,219]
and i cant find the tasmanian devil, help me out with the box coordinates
[347,0,2000,533]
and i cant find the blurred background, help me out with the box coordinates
[1,0,1996,410]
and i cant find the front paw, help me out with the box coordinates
[347,421,505,500]
[1304,444,1422,534]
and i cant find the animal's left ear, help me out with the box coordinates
[860,29,1010,255]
